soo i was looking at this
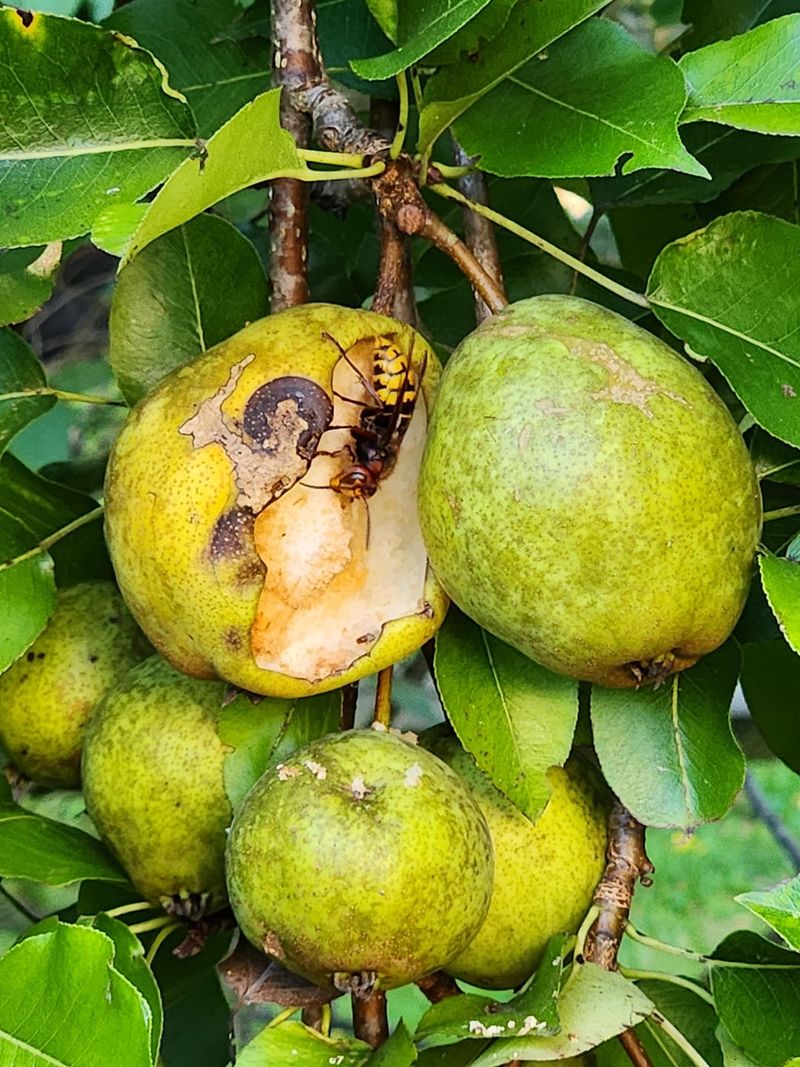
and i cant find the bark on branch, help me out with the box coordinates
[452,141,506,322]
[584,802,655,1067]
[269,0,323,310]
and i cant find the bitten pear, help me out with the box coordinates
[419,295,761,687]
[105,304,446,698]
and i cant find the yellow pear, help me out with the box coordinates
[104,304,447,698]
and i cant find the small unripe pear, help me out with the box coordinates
[105,304,446,699]
[226,728,494,991]
[432,736,607,990]
[419,295,761,687]
[0,581,149,787]
[82,656,231,917]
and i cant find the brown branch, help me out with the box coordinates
[373,219,407,317]
[396,203,508,315]
[352,990,389,1048]
[291,84,509,316]
[452,142,506,323]
[269,0,322,310]
[301,1004,324,1031]
[584,802,655,1067]
[340,682,359,731]
[417,971,461,1003]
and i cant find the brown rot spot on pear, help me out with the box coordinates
[179,357,333,513]
[210,508,256,561]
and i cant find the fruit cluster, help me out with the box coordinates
[0,296,760,995]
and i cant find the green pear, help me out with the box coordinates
[430,735,608,990]
[104,303,446,700]
[225,728,494,991]
[82,656,231,917]
[0,581,149,788]
[419,295,761,687]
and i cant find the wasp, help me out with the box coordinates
[316,331,426,500]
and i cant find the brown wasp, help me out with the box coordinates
[306,331,426,500]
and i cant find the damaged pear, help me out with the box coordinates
[419,295,761,687]
[104,304,446,698]
[225,728,494,990]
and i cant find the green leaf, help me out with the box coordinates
[740,639,800,773]
[680,15,800,133]
[710,931,800,1067]
[591,124,800,209]
[716,1025,761,1067]
[448,19,707,178]
[104,0,269,137]
[0,8,195,248]
[737,873,800,951]
[682,0,800,51]
[711,160,800,224]
[367,1021,418,1065]
[648,211,800,447]
[0,245,60,327]
[88,914,163,1061]
[218,690,341,812]
[416,935,566,1044]
[0,800,127,886]
[317,0,396,97]
[351,0,494,80]
[0,922,152,1066]
[122,89,305,264]
[91,204,149,259]
[418,0,609,156]
[237,1020,371,1066]
[109,214,268,405]
[0,454,109,586]
[0,330,54,456]
[591,642,744,830]
[434,610,578,822]
[417,1045,491,1066]
[468,964,653,1064]
[637,979,723,1067]
[759,555,800,651]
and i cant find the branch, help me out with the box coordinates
[269,0,322,310]
[584,802,655,1067]
[352,989,389,1048]
[0,506,104,572]
[452,142,506,323]
[745,770,800,868]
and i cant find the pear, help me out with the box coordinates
[0,581,149,788]
[419,295,761,687]
[225,728,494,991]
[82,656,231,917]
[431,735,608,990]
[105,303,447,698]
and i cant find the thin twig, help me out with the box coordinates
[584,802,655,1067]
[744,771,800,868]
[452,142,506,323]
[301,1004,324,1031]
[269,0,323,310]
[352,989,389,1048]
[0,388,126,407]
[373,218,408,318]
[395,203,507,314]
[340,682,359,731]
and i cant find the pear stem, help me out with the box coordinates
[129,915,177,936]
[104,901,155,920]
[352,989,389,1048]
[373,667,393,728]
[144,922,181,966]
[0,387,126,406]
[417,971,461,1002]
